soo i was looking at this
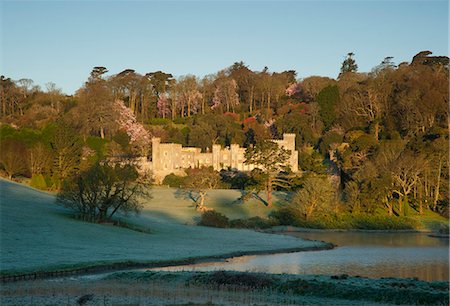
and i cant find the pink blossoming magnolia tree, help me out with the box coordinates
[285,82,300,97]
[115,100,151,155]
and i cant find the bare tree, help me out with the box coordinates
[29,142,52,176]
[292,175,335,220]
[175,75,202,117]
[50,124,83,188]
[57,161,146,223]
[391,151,424,214]
[0,139,29,179]
[182,167,220,211]
[212,75,239,113]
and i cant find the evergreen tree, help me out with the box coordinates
[244,140,291,207]
[317,85,339,130]
[340,52,358,75]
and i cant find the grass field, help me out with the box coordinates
[1,179,448,305]
[0,179,327,275]
[2,270,448,305]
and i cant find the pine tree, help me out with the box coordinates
[340,52,358,74]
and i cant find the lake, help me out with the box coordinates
[152,232,449,281]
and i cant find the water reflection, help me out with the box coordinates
[154,233,449,281]
[292,232,449,247]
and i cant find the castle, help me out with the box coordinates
[146,133,299,183]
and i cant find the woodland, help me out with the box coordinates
[0,50,448,227]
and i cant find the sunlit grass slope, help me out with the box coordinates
[137,186,283,225]
[0,180,322,274]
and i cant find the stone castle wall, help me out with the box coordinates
[146,133,298,183]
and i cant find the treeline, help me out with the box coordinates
[0,50,448,219]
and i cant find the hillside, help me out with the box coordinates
[0,179,325,275]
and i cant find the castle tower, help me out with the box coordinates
[151,137,161,171]
[283,133,296,152]
[230,144,239,169]
[282,133,298,172]
[212,144,221,171]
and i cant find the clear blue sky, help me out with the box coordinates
[1,0,448,95]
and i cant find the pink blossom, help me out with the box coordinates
[285,83,299,97]
[115,100,150,152]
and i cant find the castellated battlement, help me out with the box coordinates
[148,133,298,183]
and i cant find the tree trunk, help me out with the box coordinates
[261,93,265,110]
[171,99,176,120]
[100,126,105,139]
[387,201,393,216]
[266,177,273,207]
[403,195,409,216]
[197,193,206,211]
[418,184,423,215]
[249,87,254,113]
[97,208,107,223]
[433,158,442,211]
[374,121,380,142]
[130,91,136,114]
[1,93,6,116]
[139,93,144,121]
[201,95,205,115]
[188,96,191,117]
[306,202,316,221]
[109,203,122,220]
[10,98,14,115]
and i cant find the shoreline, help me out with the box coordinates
[264,225,436,234]
[428,233,450,238]
[0,243,334,282]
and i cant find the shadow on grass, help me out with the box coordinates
[174,188,198,204]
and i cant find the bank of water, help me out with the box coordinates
[151,232,449,281]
